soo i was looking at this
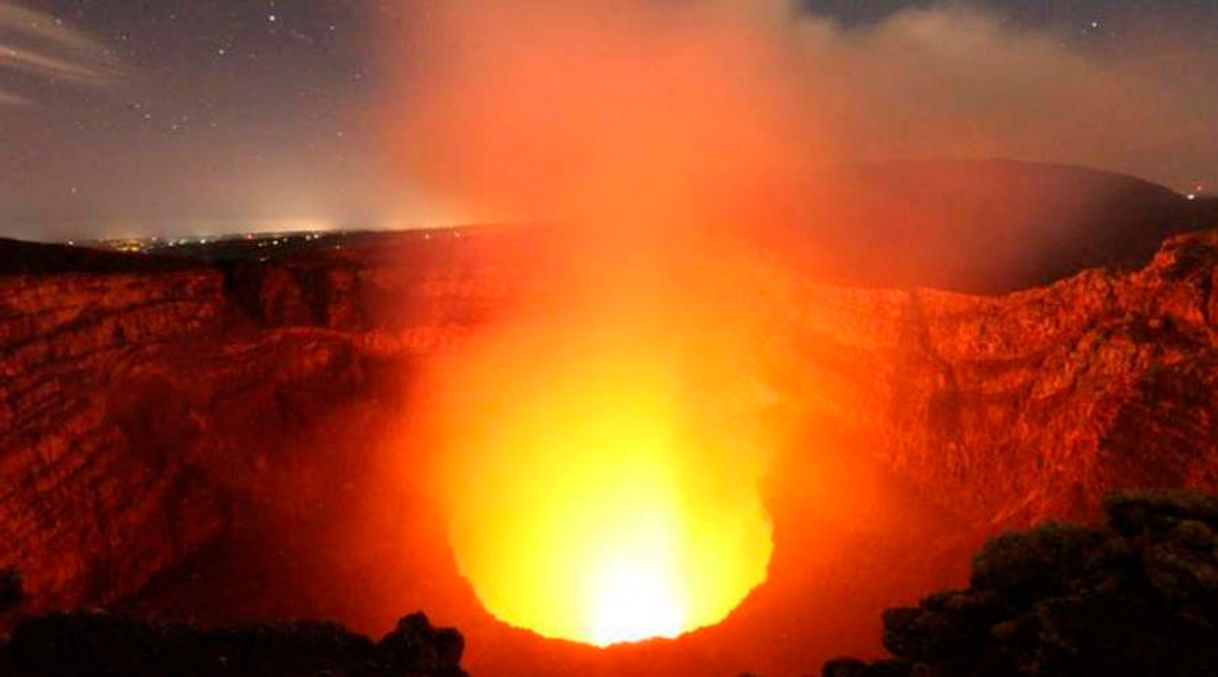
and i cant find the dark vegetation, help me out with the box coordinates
[825,490,1218,677]
[0,611,465,677]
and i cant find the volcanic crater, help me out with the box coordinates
[3,165,1218,675]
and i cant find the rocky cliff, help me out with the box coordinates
[784,230,1218,527]
[0,232,517,624]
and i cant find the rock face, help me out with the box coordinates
[0,610,466,676]
[823,489,1218,676]
[0,232,516,625]
[785,229,1218,527]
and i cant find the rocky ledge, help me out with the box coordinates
[823,489,1218,676]
[0,610,465,677]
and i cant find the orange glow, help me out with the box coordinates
[426,258,776,645]
[393,0,791,648]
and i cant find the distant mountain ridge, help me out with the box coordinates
[3,160,1215,292]
[0,237,191,276]
[784,159,1217,292]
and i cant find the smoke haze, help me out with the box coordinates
[381,0,1217,231]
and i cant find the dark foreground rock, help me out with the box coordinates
[0,610,466,676]
[824,489,1218,676]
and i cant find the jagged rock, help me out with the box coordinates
[822,657,915,677]
[377,613,465,673]
[0,609,466,676]
[824,489,1218,676]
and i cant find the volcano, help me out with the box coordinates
[2,162,1218,675]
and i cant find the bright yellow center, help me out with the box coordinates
[433,324,773,646]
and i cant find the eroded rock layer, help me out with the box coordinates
[0,232,518,622]
[789,231,1218,525]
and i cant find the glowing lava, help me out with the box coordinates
[429,314,774,647]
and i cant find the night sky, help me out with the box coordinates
[2,0,1217,241]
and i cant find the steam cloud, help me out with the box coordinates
[381,0,1218,226]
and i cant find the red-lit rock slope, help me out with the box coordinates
[2,227,1218,627]
[787,230,1218,527]
[0,232,517,623]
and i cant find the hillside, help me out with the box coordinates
[786,160,1215,292]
